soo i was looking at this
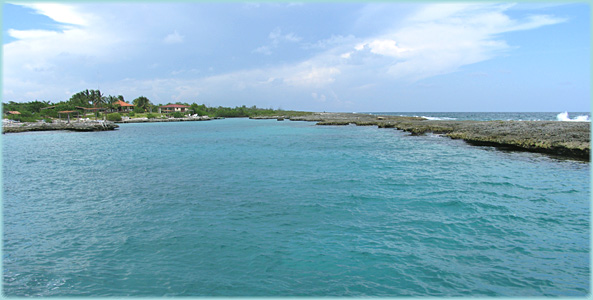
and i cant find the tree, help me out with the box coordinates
[106,95,117,105]
[133,96,152,112]
[68,89,104,107]
[69,90,91,107]
[90,89,105,107]
[190,103,205,116]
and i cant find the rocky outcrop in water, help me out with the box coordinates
[2,121,119,133]
[289,113,590,160]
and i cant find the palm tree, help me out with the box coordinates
[95,90,105,107]
[90,90,97,107]
[133,96,152,112]
[83,89,92,106]
[106,95,117,105]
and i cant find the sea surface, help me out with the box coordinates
[368,111,591,121]
[2,113,590,297]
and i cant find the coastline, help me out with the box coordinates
[114,116,215,123]
[257,113,591,161]
[2,120,118,133]
[3,112,589,160]
[0,116,214,133]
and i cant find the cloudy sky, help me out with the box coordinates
[2,2,590,112]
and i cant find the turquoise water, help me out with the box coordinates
[2,117,590,296]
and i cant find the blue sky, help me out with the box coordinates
[2,2,590,112]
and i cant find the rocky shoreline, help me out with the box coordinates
[2,121,119,133]
[114,116,214,123]
[4,112,589,160]
[1,116,214,133]
[255,113,591,161]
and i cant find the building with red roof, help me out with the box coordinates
[114,100,134,113]
[160,104,191,113]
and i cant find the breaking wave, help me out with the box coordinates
[420,116,457,120]
[556,112,590,122]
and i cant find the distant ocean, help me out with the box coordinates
[367,111,591,122]
[2,113,590,297]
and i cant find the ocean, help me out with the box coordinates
[368,111,591,121]
[2,113,590,296]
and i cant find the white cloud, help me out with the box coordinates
[7,29,59,40]
[365,39,412,58]
[253,45,272,55]
[284,66,340,88]
[340,3,566,81]
[269,27,301,43]
[2,3,147,102]
[19,2,90,26]
[253,27,302,55]
[2,2,575,111]
[164,30,184,44]
[301,34,356,50]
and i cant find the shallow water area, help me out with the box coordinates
[2,117,590,296]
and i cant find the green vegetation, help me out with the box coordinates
[186,103,312,118]
[5,110,38,122]
[106,113,122,122]
[133,96,152,112]
[3,89,313,122]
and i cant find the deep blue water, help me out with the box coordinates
[2,116,590,296]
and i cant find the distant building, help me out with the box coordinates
[5,111,21,121]
[160,104,191,113]
[114,100,134,113]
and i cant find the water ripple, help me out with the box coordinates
[2,119,589,297]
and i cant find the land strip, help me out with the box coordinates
[2,121,118,133]
[114,116,213,123]
[1,116,213,133]
[256,113,590,161]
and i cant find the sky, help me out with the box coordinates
[1,2,591,112]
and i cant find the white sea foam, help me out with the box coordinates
[420,116,457,121]
[556,112,590,122]
[395,115,457,120]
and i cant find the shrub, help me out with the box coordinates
[172,111,184,118]
[20,116,39,122]
[147,113,156,119]
[128,111,135,117]
[106,113,122,121]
